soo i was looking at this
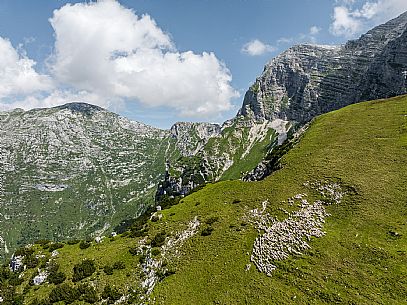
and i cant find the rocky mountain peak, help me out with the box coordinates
[238,11,407,124]
[53,102,105,115]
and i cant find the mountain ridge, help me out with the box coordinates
[1,12,407,261]
[3,94,406,304]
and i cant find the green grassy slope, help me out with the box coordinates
[152,95,407,304]
[6,95,407,304]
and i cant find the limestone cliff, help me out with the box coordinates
[238,12,407,124]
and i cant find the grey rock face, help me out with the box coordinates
[239,12,407,124]
[0,104,175,259]
[0,104,228,259]
[170,122,221,156]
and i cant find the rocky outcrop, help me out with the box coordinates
[170,122,221,156]
[238,11,407,124]
[243,122,310,181]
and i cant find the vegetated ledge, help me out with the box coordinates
[243,121,312,181]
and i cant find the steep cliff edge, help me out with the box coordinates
[238,12,407,124]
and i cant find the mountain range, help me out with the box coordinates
[0,10,406,274]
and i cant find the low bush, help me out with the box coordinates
[151,248,161,256]
[34,240,51,247]
[128,246,138,256]
[101,285,122,302]
[113,261,125,270]
[66,239,80,245]
[79,241,91,250]
[49,283,80,304]
[129,222,149,238]
[23,254,39,269]
[103,265,113,275]
[48,243,64,252]
[201,227,214,236]
[151,231,166,247]
[78,284,98,303]
[9,273,24,286]
[138,254,146,264]
[72,260,96,282]
[28,298,50,305]
[205,216,219,225]
[48,269,66,285]
[14,247,34,257]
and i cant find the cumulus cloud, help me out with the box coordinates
[47,0,238,118]
[331,0,407,37]
[0,0,238,119]
[279,25,322,46]
[330,6,363,37]
[241,39,276,56]
[277,37,293,45]
[0,37,53,99]
[309,26,321,36]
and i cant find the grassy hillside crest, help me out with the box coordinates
[3,95,407,304]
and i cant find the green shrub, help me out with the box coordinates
[138,254,146,264]
[102,285,122,302]
[23,254,39,269]
[14,247,34,257]
[77,284,98,303]
[28,298,50,305]
[11,294,24,305]
[113,261,125,270]
[9,273,24,286]
[156,268,176,281]
[0,266,12,280]
[48,243,64,252]
[79,241,91,249]
[128,246,138,256]
[120,231,130,237]
[49,283,80,304]
[103,265,114,275]
[48,270,66,285]
[151,231,166,247]
[34,240,51,247]
[151,248,161,256]
[129,222,149,238]
[201,227,214,236]
[67,239,80,245]
[205,216,219,225]
[72,260,96,282]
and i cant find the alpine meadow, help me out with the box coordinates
[0,1,406,304]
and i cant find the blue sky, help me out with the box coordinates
[0,0,406,128]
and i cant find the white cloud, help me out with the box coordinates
[276,25,321,47]
[331,0,407,37]
[330,6,363,37]
[0,37,53,99]
[0,90,107,112]
[277,37,293,45]
[47,0,238,118]
[309,26,321,36]
[241,39,276,56]
[336,0,356,5]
